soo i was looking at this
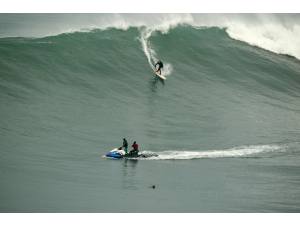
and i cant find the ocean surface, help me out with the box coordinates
[0,14,300,212]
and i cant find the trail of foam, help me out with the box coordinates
[139,27,173,76]
[139,28,156,69]
[140,144,282,160]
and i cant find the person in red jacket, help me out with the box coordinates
[129,141,139,156]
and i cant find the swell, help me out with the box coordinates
[2,26,300,100]
[1,26,300,152]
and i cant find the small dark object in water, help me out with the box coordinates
[151,185,156,189]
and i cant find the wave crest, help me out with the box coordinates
[2,14,299,59]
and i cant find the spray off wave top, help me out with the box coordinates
[1,14,300,60]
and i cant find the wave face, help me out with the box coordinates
[1,24,300,156]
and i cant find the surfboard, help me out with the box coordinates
[154,71,166,80]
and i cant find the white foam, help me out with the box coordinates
[139,28,156,69]
[137,14,300,60]
[224,18,300,59]
[2,14,300,59]
[140,144,281,160]
[139,27,173,76]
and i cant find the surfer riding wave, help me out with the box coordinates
[155,60,164,75]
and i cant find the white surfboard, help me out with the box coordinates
[154,71,166,80]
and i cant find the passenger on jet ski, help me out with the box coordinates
[128,141,139,156]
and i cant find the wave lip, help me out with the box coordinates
[1,14,300,59]
[141,144,281,160]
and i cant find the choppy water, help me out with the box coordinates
[0,14,300,212]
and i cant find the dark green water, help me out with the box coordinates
[0,24,300,212]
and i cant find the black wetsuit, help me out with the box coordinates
[155,61,164,70]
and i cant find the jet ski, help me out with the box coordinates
[105,148,125,159]
[105,148,158,159]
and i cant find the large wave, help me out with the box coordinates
[1,21,300,157]
[1,14,300,59]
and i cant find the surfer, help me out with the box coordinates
[155,60,164,75]
[129,141,139,156]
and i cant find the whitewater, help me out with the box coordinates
[1,14,300,59]
[0,14,300,212]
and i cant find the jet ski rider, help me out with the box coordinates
[121,138,128,154]
[129,141,139,156]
